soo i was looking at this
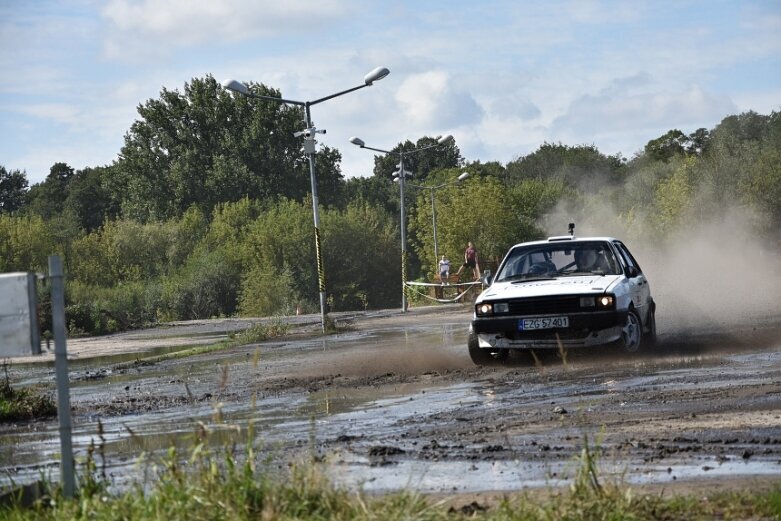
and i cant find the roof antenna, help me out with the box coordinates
[568,222,575,236]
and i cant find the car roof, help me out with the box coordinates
[508,236,621,249]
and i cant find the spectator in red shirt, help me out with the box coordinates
[455,241,480,280]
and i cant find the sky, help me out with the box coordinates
[1,0,780,185]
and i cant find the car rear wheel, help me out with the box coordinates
[468,333,509,365]
[644,306,657,348]
[621,308,643,353]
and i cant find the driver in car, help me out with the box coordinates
[574,249,598,272]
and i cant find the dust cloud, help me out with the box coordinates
[543,202,781,344]
[285,333,474,381]
[331,346,471,377]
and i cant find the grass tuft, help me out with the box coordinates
[0,363,56,422]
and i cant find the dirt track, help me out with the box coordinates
[2,304,781,496]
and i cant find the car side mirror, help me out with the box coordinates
[626,266,639,278]
[481,270,493,285]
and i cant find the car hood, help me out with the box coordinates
[478,275,622,302]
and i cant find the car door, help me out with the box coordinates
[612,241,651,319]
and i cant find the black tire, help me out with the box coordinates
[644,306,657,348]
[621,308,643,353]
[468,333,508,366]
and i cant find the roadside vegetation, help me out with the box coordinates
[1,76,779,338]
[1,433,779,520]
[0,363,55,422]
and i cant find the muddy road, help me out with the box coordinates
[2,304,781,495]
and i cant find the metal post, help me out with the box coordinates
[431,188,439,262]
[351,137,452,313]
[304,104,327,332]
[399,152,408,313]
[49,255,74,498]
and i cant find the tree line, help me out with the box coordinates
[1,75,779,335]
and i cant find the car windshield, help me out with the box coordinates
[494,241,622,282]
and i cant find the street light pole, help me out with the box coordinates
[430,187,438,261]
[408,171,469,266]
[349,135,453,312]
[222,67,389,332]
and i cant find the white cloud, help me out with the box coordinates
[551,81,738,144]
[14,103,81,125]
[395,70,483,129]
[100,0,354,60]
[565,0,643,24]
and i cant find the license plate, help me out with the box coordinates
[519,316,569,331]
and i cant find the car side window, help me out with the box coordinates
[496,249,526,280]
[613,241,642,275]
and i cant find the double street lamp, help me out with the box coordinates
[407,171,470,263]
[222,66,390,332]
[349,134,453,312]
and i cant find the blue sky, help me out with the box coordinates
[1,0,779,185]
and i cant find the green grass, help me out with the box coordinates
[110,320,292,369]
[1,432,779,520]
[0,366,56,422]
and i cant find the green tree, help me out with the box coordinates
[371,136,462,183]
[63,166,119,231]
[742,146,781,231]
[411,175,549,276]
[321,202,399,310]
[692,111,771,219]
[0,166,28,214]
[643,129,688,162]
[653,156,696,234]
[237,198,400,314]
[0,214,56,272]
[161,249,240,320]
[686,128,710,155]
[114,75,325,221]
[237,198,317,314]
[342,175,399,216]
[739,111,781,237]
[25,162,74,219]
[506,143,625,192]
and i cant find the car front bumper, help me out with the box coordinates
[471,310,627,349]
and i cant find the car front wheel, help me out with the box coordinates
[468,333,508,365]
[621,308,643,353]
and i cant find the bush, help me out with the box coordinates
[160,250,240,321]
[0,367,56,421]
[65,280,160,335]
[238,267,301,317]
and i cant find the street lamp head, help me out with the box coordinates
[221,79,249,96]
[349,137,365,147]
[457,171,470,181]
[438,134,454,145]
[364,66,390,85]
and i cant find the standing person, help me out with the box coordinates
[438,255,451,284]
[456,241,480,280]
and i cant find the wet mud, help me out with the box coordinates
[2,304,780,495]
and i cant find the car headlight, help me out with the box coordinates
[476,302,508,316]
[596,295,615,309]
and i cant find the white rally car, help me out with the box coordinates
[469,231,656,365]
